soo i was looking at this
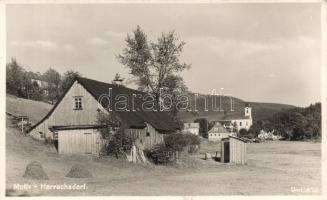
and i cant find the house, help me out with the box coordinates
[28,72,49,95]
[182,122,199,135]
[219,104,253,132]
[258,130,280,140]
[208,122,235,141]
[28,77,179,155]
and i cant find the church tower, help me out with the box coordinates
[244,103,252,118]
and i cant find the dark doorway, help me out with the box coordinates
[223,142,230,163]
[53,140,58,151]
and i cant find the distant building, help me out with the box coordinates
[258,130,280,140]
[219,104,253,132]
[29,72,49,95]
[182,122,200,135]
[208,122,235,141]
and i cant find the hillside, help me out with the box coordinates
[178,94,295,122]
[6,94,52,125]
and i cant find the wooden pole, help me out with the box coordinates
[132,145,136,163]
[21,117,24,133]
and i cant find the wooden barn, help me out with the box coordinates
[28,77,179,155]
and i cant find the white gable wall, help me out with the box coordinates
[29,81,107,140]
[231,118,253,132]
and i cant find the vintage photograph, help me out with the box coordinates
[3,2,323,196]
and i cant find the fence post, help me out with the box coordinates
[21,117,24,133]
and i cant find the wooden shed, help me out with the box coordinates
[221,136,247,165]
[125,123,165,150]
[229,136,247,164]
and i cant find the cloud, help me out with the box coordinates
[268,73,276,78]
[105,30,125,38]
[62,43,75,51]
[9,40,57,49]
[88,37,108,46]
[297,36,319,47]
[186,36,282,57]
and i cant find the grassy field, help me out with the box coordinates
[6,115,321,196]
[6,94,52,125]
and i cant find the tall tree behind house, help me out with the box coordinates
[118,26,190,116]
[43,68,61,104]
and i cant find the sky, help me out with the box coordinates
[6,3,322,107]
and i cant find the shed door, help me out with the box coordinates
[84,132,92,154]
[223,142,230,163]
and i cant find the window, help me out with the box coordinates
[74,97,83,110]
[146,132,150,137]
[39,132,44,139]
[239,121,242,126]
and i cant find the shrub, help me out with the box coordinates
[164,133,189,151]
[106,132,135,158]
[164,133,201,153]
[145,144,173,165]
[238,128,248,138]
[44,137,54,145]
[185,133,201,146]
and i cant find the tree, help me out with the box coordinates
[6,58,24,96]
[118,26,190,115]
[194,118,209,138]
[44,68,61,104]
[238,128,249,138]
[256,103,321,141]
[20,72,34,99]
[29,81,44,101]
[60,70,81,94]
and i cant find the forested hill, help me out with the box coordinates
[177,93,295,122]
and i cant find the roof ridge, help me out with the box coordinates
[77,76,147,95]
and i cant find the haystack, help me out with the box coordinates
[65,164,92,178]
[23,161,49,180]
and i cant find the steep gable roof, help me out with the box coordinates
[208,122,228,133]
[77,77,179,132]
[29,77,179,133]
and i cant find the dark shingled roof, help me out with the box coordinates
[208,122,228,133]
[29,77,179,133]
